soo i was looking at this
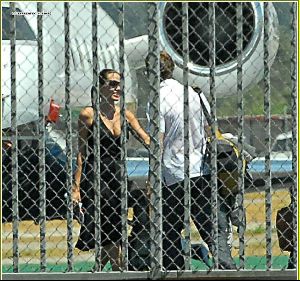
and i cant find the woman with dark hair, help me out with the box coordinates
[72,69,149,270]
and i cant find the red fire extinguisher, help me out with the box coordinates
[47,98,60,123]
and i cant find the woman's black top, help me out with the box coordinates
[75,117,124,250]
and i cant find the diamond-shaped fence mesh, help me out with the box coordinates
[2,2,297,279]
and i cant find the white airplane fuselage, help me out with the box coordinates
[2,2,135,129]
[2,2,279,129]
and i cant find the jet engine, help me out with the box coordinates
[158,2,279,96]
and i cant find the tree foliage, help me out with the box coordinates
[217,26,293,117]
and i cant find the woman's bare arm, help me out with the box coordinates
[72,107,94,202]
[72,152,82,203]
[125,110,150,145]
[78,107,94,158]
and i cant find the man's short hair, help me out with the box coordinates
[160,50,175,80]
[145,50,175,80]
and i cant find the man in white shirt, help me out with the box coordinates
[157,51,236,270]
[160,78,209,186]
[156,51,212,270]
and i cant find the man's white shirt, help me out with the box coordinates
[159,78,210,186]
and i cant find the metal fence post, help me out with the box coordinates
[237,2,245,269]
[118,2,129,272]
[264,2,272,270]
[148,2,162,278]
[290,1,297,271]
[64,2,74,272]
[10,2,19,273]
[182,2,191,271]
[37,2,47,272]
[208,2,218,270]
[91,2,101,272]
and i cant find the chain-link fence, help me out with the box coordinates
[2,2,297,280]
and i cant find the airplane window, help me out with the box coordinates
[2,7,36,40]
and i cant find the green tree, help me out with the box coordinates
[217,26,293,117]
